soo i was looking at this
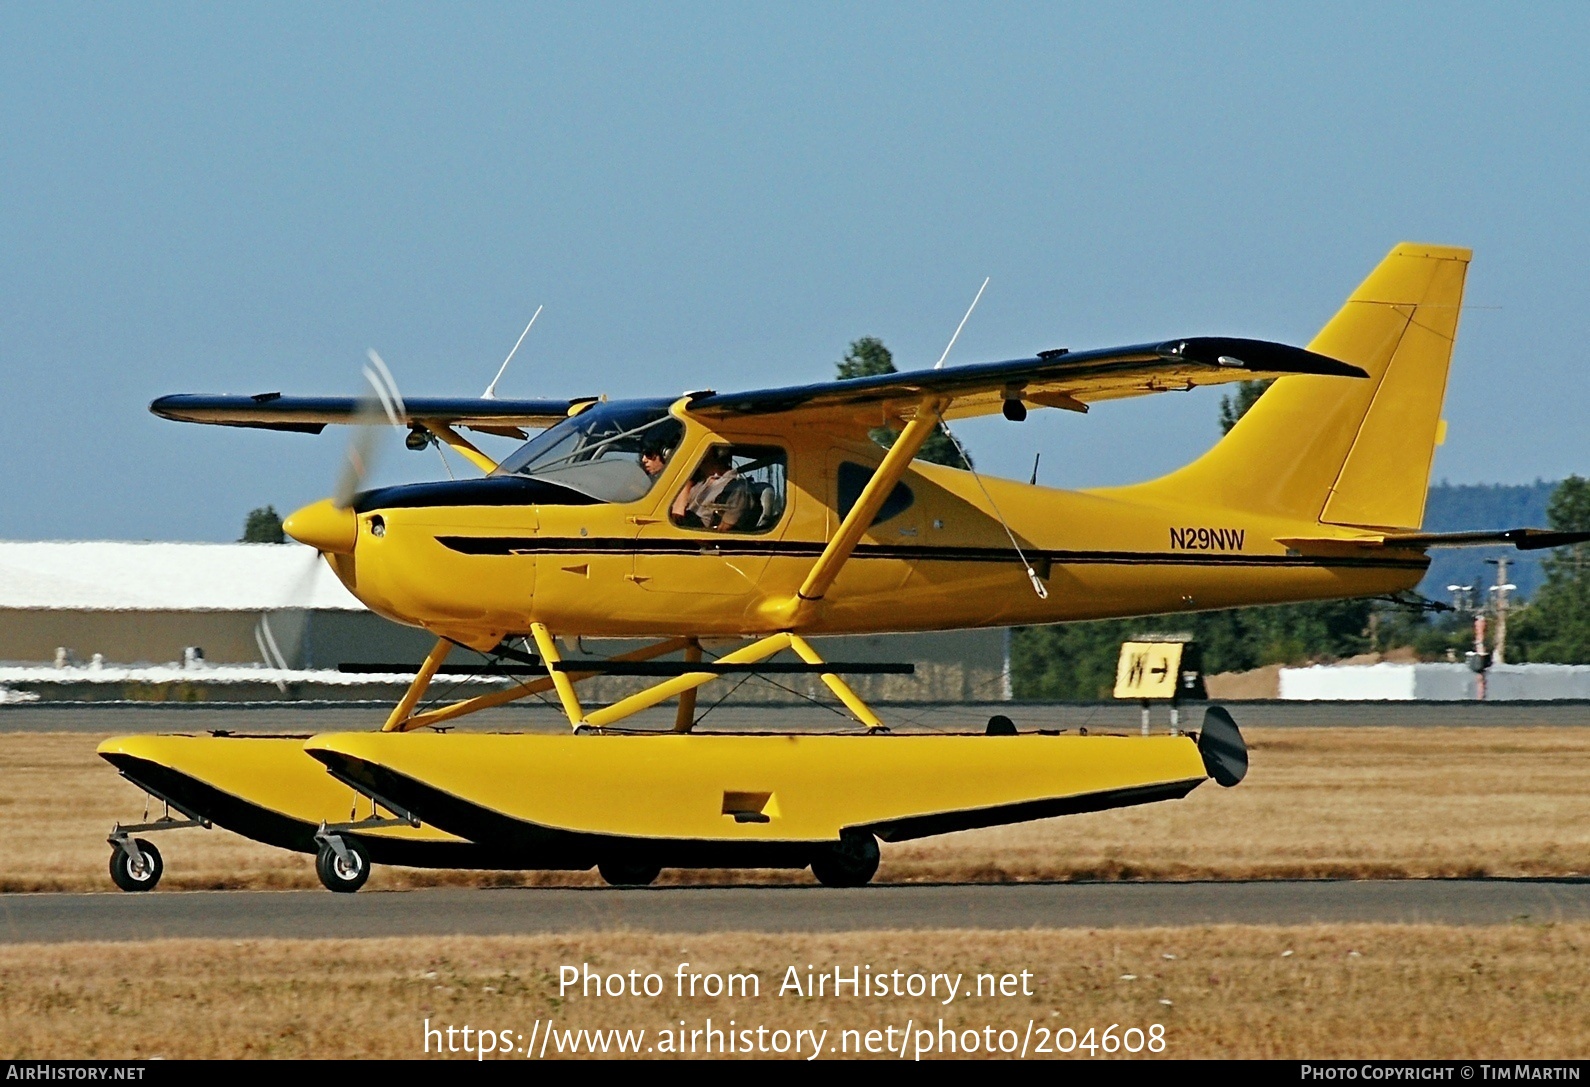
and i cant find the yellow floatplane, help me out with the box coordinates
[99,243,1582,892]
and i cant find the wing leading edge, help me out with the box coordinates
[149,393,588,434]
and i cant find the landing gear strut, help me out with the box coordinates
[106,783,211,892]
[313,832,372,893]
[311,773,422,892]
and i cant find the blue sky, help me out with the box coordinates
[3,3,1587,540]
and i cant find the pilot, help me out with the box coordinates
[672,448,749,531]
[639,439,670,479]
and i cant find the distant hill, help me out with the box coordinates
[1417,480,1557,602]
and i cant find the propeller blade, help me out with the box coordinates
[281,545,325,608]
[330,351,408,509]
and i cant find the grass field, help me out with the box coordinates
[4,726,1587,892]
[5,726,1589,1060]
[1,925,1585,1059]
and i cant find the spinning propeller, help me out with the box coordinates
[282,352,407,556]
[258,354,408,677]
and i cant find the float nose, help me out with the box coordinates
[283,499,358,555]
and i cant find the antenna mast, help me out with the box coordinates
[484,305,542,399]
[933,277,989,370]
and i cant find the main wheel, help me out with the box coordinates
[810,831,880,888]
[109,839,163,892]
[315,836,371,893]
[597,857,662,887]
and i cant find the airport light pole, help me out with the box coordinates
[1486,557,1517,666]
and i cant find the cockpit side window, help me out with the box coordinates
[492,403,683,504]
[670,445,787,534]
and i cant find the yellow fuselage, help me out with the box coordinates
[323,410,1425,650]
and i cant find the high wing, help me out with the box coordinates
[149,393,588,437]
[686,337,1365,424]
[152,336,1356,435]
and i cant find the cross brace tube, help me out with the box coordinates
[397,636,693,732]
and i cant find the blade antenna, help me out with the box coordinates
[484,305,542,399]
[933,277,989,370]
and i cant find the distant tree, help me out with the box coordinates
[1218,379,1274,435]
[1011,599,1373,699]
[836,337,965,467]
[241,506,286,544]
[1510,475,1590,663]
[836,336,895,381]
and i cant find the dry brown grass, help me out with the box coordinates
[6,727,1590,892]
[1,925,1586,1059]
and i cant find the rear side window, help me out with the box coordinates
[837,461,914,526]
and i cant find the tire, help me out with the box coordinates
[315,836,371,893]
[597,857,662,887]
[810,831,880,888]
[109,839,163,892]
[985,714,1017,736]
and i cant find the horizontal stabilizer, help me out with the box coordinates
[1277,528,1590,552]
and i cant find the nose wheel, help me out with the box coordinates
[105,785,209,892]
[314,834,372,893]
[108,838,163,892]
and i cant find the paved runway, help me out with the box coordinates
[4,879,1587,943]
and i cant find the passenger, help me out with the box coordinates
[672,448,749,531]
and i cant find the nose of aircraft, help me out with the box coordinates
[283,499,358,554]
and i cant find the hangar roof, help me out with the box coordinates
[0,542,364,611]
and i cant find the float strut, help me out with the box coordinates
[788,634,886,732]
[673,639,702,733]
[382,638,452,732]
[530,623,587,728]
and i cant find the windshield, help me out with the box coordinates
[492,400,684,503]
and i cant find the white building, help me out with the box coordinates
[0,541,1008,703]
[1280,661,1590,701]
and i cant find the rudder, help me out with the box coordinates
[1128,243,1470,530]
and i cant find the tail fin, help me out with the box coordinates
[1134,243,1471,530]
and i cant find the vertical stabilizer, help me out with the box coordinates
[1127,243,1470,530]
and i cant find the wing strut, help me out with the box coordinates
[422,422,499,473]
[776,400,944,625]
